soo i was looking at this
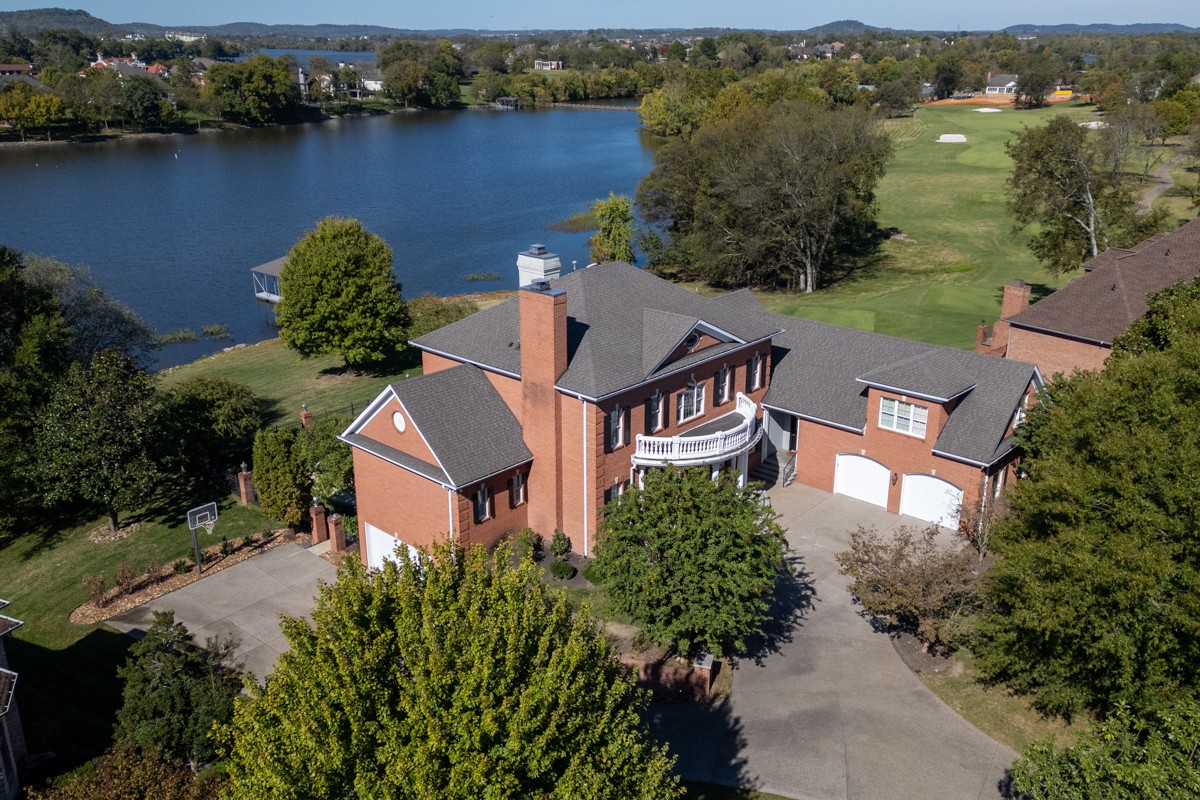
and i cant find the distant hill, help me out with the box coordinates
[0,8,1197,39]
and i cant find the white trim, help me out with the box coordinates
[644,320,748,378]
[342,384,400,437]
[878,397,928,439]
[676,381,705,423]
[856,379,973,404]
[582,397,589,556]
[341,384,451,476]
[761,403,865,435]
[447,488,455,537]
[472,485,493,523]
[338,438,455,488]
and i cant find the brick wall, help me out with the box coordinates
[1006,326,1109,379]
[456,467,529,551]
[352,449,453,550]
[358,395,440,466]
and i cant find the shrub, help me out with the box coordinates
[219,537,234,557]
[515,527,542,562]
[83,574,108,607]
[835,525,983,653]
[581,560,602,585]
[550,529,570,559]
[242,531,258,547]
[406,293,478,340]
[172,558,191,575]
[549,559,576,580]
[115,562,139,595]
[144,560,164,582]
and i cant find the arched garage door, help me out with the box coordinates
[363,522,419,571]
[899,474,963,528]
[833,454,890,509]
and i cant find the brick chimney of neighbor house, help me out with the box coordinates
[1000,279,1031,319]
[519,278,568,536]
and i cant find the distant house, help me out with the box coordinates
[0,64,31,77]
[984,73,1019,95]
[90,51,146,70]
[0,601,25,800]
[146,63,172,78]
[1191,71,1200,85]
[533,60,564,71]
[977,217,1200,377]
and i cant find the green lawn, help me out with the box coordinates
[750,103,1094,349]
[0,483,279,772]
[158,338,419,428]
[1154,159,1199,227]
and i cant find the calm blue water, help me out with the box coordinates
[250,48,377,67]
[0,108,655,367]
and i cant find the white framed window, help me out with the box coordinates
[993,467,1006,498]
[648,390,666,432]
[677,380,705,423]
[607,405,628,450]
[1013,393,1030,428]
[509,472,526,508]
[717,365,732,405]
[473,486,492,523]
[604,479,629,506]
[744,357,763,393]
[879,397,928,438]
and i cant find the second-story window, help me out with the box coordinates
[646,390,666,433]
[607,405,628,451]
[717,365,732,405]
[748,352,765,391]
[879,397,928,438]
[473,486,493,523]
[508,471,526,508]
[677,380,705,424]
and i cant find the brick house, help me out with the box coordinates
[977,216,1200,377]
[0,601,25,800]
[343,251,1039,568]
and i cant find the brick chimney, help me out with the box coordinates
[519,279,567,536]
[1000,279,1031,319]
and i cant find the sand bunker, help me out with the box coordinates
[975,108,1002,113]
[936,134,967,143]
[1080,120,1108,129]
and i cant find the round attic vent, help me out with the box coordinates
[684,332,701,350]
[392,411,407,433]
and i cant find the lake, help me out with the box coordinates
[0,107,655,367]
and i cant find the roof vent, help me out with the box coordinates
[531,279,550,292]
[530,244,546,255]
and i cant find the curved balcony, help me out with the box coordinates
[632,393,762,468]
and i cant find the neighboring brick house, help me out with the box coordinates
[977,216,1200,377]
[343,252,1039,568]
[0,602,25,800]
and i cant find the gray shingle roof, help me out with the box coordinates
[413,262,780,399]
[857,349,976,402]
[714,294,1038,466]
[1006,217,1200,345]
[345,365,531,488]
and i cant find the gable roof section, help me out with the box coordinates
[342,365,531,489]
[717,295,1038,466]
[857,349,976,403]
[413,262,780,400]
[987,73,1018,87]
[1007,217,1200,345]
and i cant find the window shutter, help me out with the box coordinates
[644,397,654,435]
[603,409,613,452]
[714,374,720,407]
[745,359,753,392]
[622,407,630,446]
[508,477,516,509]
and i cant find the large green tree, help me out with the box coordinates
[1011,695,1200,799]
[592,467,788,657]
[115,611,241,771]
[276,217,409,369]
[219,543,682,799]
[202,55,302,125]
[251,428,309,528]
[974,281,1200,715]
[25,747,224,800]
[161,377,261,476]
[1005,115,1166,274]
[34,349,160,531]
[638,100,892,292]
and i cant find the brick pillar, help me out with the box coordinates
[329,513,346,553]
[237,470,254,506]
[299,403,314,428]
[975,323,988,350]
[358,526,369,567]
[519,282,568,538]
[310,502,328,544]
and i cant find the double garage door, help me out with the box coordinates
[832,455,962,528]
[363,522,420,571]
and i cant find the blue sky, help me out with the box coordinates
[5,1,1199,31]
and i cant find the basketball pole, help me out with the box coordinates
[192,527,204,576]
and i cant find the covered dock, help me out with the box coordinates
[251,256,284,304]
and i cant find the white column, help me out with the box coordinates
[737,452,748,487]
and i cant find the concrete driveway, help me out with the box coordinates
[107,544,336,680]
[649,484,1015,800]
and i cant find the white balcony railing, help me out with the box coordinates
[632,393,761,467]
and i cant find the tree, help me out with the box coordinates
[638,100,893,292]
[35,350,160,531]
[405,293,478,340]
[294,415,354,503]
[251,428,309,528]
[1011,696,1200,799]
[1015,54,1059,109]
[588,193,637,264]
[974,288,1200,714]
[592,466,787,657]
[276,217,409,369]
[875,78,920,117]
[161,377,261,475]
[932,54,963,100]
[115,611,241,771]
[202,55,301,125]
[0,81,61,141]
[119,73,169,130]
[1006,115,1166,274]
[25,747,224,800]
[219,543,682,799]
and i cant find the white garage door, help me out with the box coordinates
[899,475,963,528]
[363,522,418,571]
[833,454,890,509]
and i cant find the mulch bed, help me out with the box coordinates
[69,528,301,625]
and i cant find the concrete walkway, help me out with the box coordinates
[649,484,1015,800]
[108,544,336,680]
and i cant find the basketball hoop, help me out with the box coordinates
[186,502,219,575]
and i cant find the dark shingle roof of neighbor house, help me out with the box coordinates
[412,262,781,400]
[345,364,531,489]
[1006,216,1200,345]
[710,291,1038,467]
[987,73,1019,87]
